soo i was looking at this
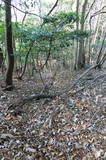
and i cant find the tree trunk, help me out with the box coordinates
[96,32,106,67]
[0,48,3,68]
[74,0,79,70]
[5,0,14,86]
[77,0,88,69]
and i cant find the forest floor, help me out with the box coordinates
[0,68,106,160]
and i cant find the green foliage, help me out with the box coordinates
[0,20,5,45]
[70,30,90,39]
[43,12,79,26]
[1,6,89,66]
[11,12,90,63]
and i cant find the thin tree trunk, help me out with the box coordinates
[74,0,79,70]
[96,32,106,66]
[5,0,14,86]
[19,43,34,79]
[77,0,88,69]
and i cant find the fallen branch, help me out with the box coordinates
[8,93,61,110]
[8,66,106,109]
[70,72,106,95]
[71,64,98,88]
[93,72,106,83]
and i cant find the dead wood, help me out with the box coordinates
[7,66,106,110]
[2,85,14,91]
[70,72,106,95]
[8,93,61,110]
[92,72,106,82]
[71,64,98,88]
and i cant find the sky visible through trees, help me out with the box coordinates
[12,0,55,22]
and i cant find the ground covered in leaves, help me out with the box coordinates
[0,69,106,160]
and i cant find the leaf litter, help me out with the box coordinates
[0,69,106,160]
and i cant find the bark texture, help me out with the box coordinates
[5,0,14,86]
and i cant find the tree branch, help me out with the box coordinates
[8,93,61,109]
[85,0,96,20]
[46,0,59,17]
[89,5,106,24]
[2,0,43,19]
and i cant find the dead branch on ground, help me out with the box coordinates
[8,92,61,110]
[71,64,98,88]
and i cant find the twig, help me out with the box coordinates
[41,68,57,94]
[71,64,98,88]
[18,40,35,79]
[2,0,43,19]
[93,72,106,82]
[46,0,59,17]
[85,0,96,20]
[96,32,106,65]
[40,37,53,70]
